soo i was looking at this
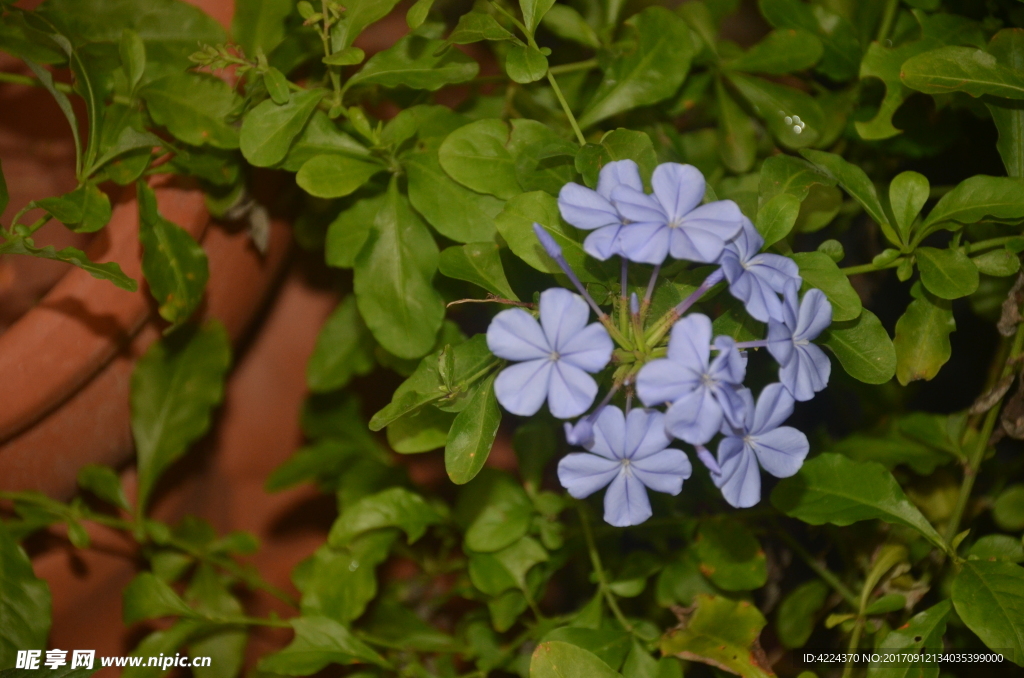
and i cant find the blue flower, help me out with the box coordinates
[611,163,744,265]
[487,288,613,418]
[635,314,747,445]
[719,217,801,323]
[558,160,642,261]
[557,406,692,527]
[711,383,809,508]
[767,281,832,401]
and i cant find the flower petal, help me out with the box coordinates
[750,426,808,478]
[680,200,744,241]
[494,359,552,416]
[547,362,599,419]
[540,288,590,349]
[651,163,705,222]
[780,343,831,402]
[751,382,794,433]
[583,225,624,261]
[590,405,626,459]
[597,159,643,200]
[767,320,795,366]
[795,288,832,341]
[710,336,746,385]
[749,253,800,293]
[666,313,712,368]
[560,322,614,373]
[557,452,620,498]
[635,358,699,406]
[611,185,666,224]
[631,448,692,495]
[715,437,762,508]
[603,470,653,527]
[667,225,729,263]
[558,183,620,231]
[624,408,672,460]
[665,387,723,445]
[486,308,550,361]
[616,221,671,265]
[724,218,763,261]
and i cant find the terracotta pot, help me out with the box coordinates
[0,0,290,498]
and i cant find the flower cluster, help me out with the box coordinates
[485,161,832,526]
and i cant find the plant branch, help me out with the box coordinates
[776,528,859,608]
[546,72,586,146]
[577,502,633,633]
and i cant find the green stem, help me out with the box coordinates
[546,72,586,146]
[0,70,74,93]
[842,235,1023,277]
[875,0,900,43]
[776,528,860,608]
[549,59,599,76]
[966,235,1019,254]
[842,618,865,678]
[577,503,633,633]
[943,322,1024,546]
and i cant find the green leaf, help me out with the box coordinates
[951,560,1024,665]
[300,533,395,625]
[37,183,112,233]
[464,474,534,552]
[122,572,196,625]
[295,154,385,199]
[323,196,379,270]
[987,30,1024,178]
[91,125,162,175]
[0,524,51,668]
[973,248,1021,277]
[968,535,1024,563]
[232,0,293,55]
[121,621,203,678]
[758,154,835,209]
[757,0,861,81]
[470,536,548,593]
[660,594,773,678]
[0,238,136,291]
[923,175,1024,232]
[754,192,800,247]
[540,628,632,671]
[776,580,828,649]
[445,373,501,484]
[141,73,240,149]
[578,7,693,129]
[495,190,612,284]
[866,601,951,678]
[438,242,518,299]
[258,616,388,674]
[541,5,600,49]
[322,46,365,66]
[448,12,516,44]
[387,406,455,453]
[506,43,548,84]
[77,464,130,511]
[727,73,825,149]
[715,77,756,174]
[438,118,521,199]
[24,59,82,171]
[993,484,1024,532]
[855,13,985,141]
[800,149,896,245]
[407,0,435,30]
[346,35,478,91]
[240,89,325,167]
[890,171,929,245]
[330,0,401,50]
[820,309,895,384]
[187,566,246,678]
[353,180,445,359]
[405,149,502,242]
[792,251,862,321]
[725,28,822,75]
[520,0,556,35]
[119,28,146,93]
[771,453,947,552]
[574,129,657,189]
[695,517,767,592]
[279,110,372,172]
[531,640,623,678]
[328,487,442,546]
[916,247,979,300]
[902,45,1024,99]
[137,182,209,327]
[306,296,375,393]
[894,284,955,385]
[131,322,231,510]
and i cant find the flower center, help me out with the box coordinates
[794,339,809,346]
[549,351,561,361]
[668,217,683,229]
[701,372,715,387]
[620,458,633,476]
